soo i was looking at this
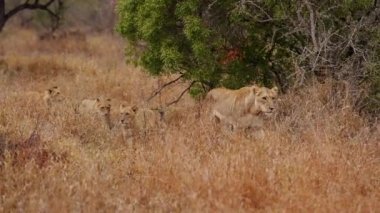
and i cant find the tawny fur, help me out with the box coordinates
[207,85,278,131]
[78,97,112,129]
[43,86,64,107]
[119,104,162,142]
[25,86,64,108]
[160,106,184,125]
[119,104,137,144]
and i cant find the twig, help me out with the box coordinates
[207,0,218,10]
[303,0,319,51]
[165,81,195,107]
[244,0,272,21]
[146,74,184,102]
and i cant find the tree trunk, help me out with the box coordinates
[0,0,5,32]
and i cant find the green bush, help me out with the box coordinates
[116,0,300,90]
[364,27,380,115]
[117,0,377,97]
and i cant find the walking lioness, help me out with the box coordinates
[207,85,278,131]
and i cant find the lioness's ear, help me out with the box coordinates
[271,86,278,94]
[132,105,138,112]
[251,85,259,94]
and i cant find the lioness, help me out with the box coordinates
[159,106,185,125]
[78,97,112,129]
[119,104,162,141]
[207,85,278,131]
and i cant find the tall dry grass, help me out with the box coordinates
[0,27,379,212]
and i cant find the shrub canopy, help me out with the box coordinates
[117,0,379,103]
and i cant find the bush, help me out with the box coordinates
[116,0,300,90]
[117,1,378,94]
[364,27,380,115]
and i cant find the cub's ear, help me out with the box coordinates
[48,89,53,94]
[251,85,260,94]
[132,105,138,112]
[96,98,101,102]
[106,98,111,102]
[271,86,279,94]
[119,104,125,111]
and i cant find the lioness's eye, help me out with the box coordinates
[262,97,267,100]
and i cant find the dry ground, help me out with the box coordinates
[0,27,379,212]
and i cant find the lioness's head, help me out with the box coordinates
[252,86,278,116]
[119,104,138,126]
[96,98,111,116]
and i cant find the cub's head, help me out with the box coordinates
[119,104,138,125]
[252,85,278,116]
[44,86,64,103]
[96,98,111,116]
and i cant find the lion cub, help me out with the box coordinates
[207,85,278,131]
[25,86,64,108]
[78,97,112,129]
[119,104,138,143]
[43,86,64,107]
[119,104,162,142]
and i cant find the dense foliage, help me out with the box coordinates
[117,0,379,109]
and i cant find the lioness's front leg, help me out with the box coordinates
[212,110,236,132]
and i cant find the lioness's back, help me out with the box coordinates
[78,99,97,113]
[207,88,232,102]
[134,108,160,130]
[206,85,278,131]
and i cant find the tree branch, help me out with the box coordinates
[303,0,319,51]
[165,81,195,107]
[146,74,184,102]
[4,0,58,22]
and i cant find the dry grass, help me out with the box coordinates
[0,27,379,212]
